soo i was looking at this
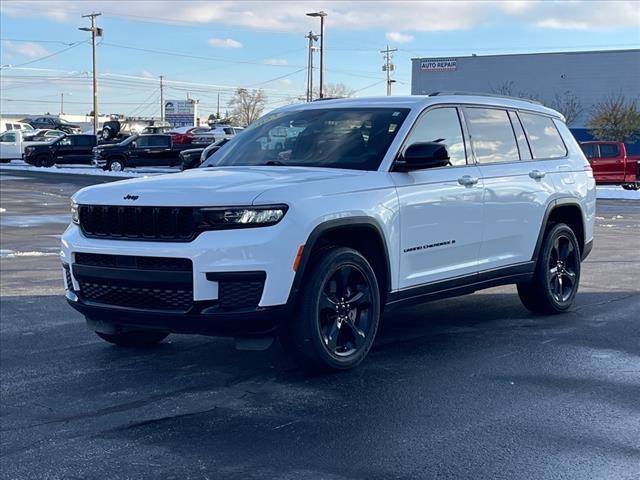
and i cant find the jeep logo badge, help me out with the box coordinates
[123,194,139,200]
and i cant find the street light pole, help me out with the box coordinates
[306,11,327,99]
[60,93,64,115]
[305,31,318,101]
[159,75,164,122]
[79,12,102,134]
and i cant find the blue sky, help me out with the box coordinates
[1,0,639,118]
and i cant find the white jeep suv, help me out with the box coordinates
[62,94,596,370]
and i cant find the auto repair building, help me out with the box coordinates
[411,49,640,129]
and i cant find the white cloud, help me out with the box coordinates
[141,70,155,78]
[385,32,414,43]
[1,1,639,32]
[3,41,50,58]
[208,38,243,49]
[265,58,289,66]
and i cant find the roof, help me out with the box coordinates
[273,94,562,119]
[411,48,640,62]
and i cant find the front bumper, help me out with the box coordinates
[65,290,286,336]
[61,221,303,335]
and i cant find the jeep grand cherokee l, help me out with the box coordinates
[62,94,596,370]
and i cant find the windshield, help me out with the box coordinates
[204,107,410,171]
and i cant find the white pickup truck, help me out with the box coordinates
[0,129,60,162]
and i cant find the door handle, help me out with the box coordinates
[458,175,479,187]
[144,149,151,153]
[529,170,546,180]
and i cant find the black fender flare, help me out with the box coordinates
[286,217,392,306]
[531,197,587,262]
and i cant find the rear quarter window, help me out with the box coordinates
[519,112,567,159]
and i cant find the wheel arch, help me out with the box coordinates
[532,198,586,262]
[287,217,392,308]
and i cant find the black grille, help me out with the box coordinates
[219,280,264,310]
[78,282,193,312]
[78,205,198,242]
[75,252,191,271]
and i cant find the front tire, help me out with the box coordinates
[107,158,124,172]
[281,247,381,371]
[517,223,581,315]
[95,330,168,347]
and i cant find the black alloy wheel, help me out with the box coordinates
[547,233,579,304]
[318,264,373,357]
[518,223,581,314]
[282,247,381,370]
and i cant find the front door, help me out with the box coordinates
[596,142,624,182]
[0,131,20,160]
[391,106,484,289]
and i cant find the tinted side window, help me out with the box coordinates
[508,111,532,160]
[465,108,519,163]
[75,136,93,146]
[1,132,17,142]
[150,136,170,147]
[5,124,13,130]
[580,144,597,158]
[599,144,620,158]
[58,137,72,146]
[136,136,150,147]
[405,107,467,166]
[519,113,567,159]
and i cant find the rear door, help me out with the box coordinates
[465,107,557,270]
[134,135,170,166]
[73,136,96,164]
[596,142,624,182]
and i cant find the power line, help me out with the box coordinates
[7,40,89,68]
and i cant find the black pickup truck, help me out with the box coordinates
[92,134,190,171]
[24,134,97,167]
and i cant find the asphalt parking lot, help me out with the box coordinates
[1,170,639,480]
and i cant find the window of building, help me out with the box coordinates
[465,108,519,163]
[519,112,567,159]
[404,107,467,166]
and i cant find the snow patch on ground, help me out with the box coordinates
[0,250,60,258]
[596,187,640,200]
[0,161,177,178]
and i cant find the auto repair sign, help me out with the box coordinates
[420,58,457,72]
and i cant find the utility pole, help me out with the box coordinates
[306,11,327,98]
[79,12,102,134]
[216,92,220,119]
[159,75,164,122]
[60,93,64,115]
[305,31,318,102]
[381,45,397,96]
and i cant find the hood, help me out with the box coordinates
[73,166,366,207]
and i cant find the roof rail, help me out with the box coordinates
[312,97,344,101]
[428,91,542,106]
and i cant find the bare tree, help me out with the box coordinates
[588,94,640,143]
[313,82,355,99]
[228,88,267,126]
[490,81,515,96]
[549,90,583,126]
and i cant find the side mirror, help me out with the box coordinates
[395,142,450,171]
[131,142,137,149]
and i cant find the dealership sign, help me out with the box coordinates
[420,58,457,72]
[164,100,196,127]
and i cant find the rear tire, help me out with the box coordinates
[95,330,168,347]
[280,247,381,371]
[517,223,581,315]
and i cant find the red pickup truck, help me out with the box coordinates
[580,141,640,191]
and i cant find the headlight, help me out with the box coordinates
[71,202,80,225]
[200,205,287,229]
